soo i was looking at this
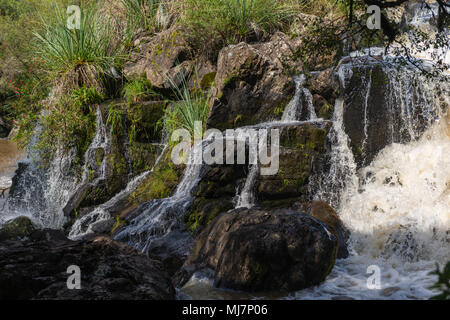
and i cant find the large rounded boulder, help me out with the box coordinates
[186,208,338,292]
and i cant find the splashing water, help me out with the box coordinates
[296,114,450,300]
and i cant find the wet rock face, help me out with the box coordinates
[185,208,337,292]
[306,68,339,120]
[0,232,175,300]
[299,200,349,259]
[8,161,47,214]
[256,122,331,208]
[187,163,247,236]
[342,64,392,166]
[340,62,442,167]
[207,33,303,130]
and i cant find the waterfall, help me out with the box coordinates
[112,141,207,256]
[309,98,358,210]
[4,107,111,229]
[301,55,450,299]
[235,164,258,209]
[282,75,317,122]
[4,141,78,229]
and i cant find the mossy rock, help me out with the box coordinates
[0,216,35,241]
[186,198,234,236]
[128,147,185,204]
[129,142,165,175]
[257,123,331,202]
[127,101,166,143]
[200,72,217,89]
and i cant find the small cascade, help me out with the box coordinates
[80,107,110,186]
[235,164,259,209]
[235,77,320,209]
[309,98,358,209]
[4,144,78,229]
[281,75,317,122]
[68,144,169,240]
[113,141,207,255]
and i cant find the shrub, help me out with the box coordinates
[122,77,160,104]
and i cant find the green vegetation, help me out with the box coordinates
[430,262,450,300]
[121,0,161,35]
[122,77,160,104]
[33,3,125,96]
[162,74,210,141]
[183,0,296,55]
[36,89,98,165]
[107,103,124,136]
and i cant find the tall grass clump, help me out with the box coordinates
[162,74,210,140]
[183,0,297,56]
[121,0,161,34]
[33,3,125,96]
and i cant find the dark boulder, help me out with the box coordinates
[183,208,338,292]
[0,216,35,241]
[0,232,175,300]
[299,200,349,259]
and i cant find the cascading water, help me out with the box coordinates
[4,107,111,229]
[68,145,168,240]
[111,77,322,255]
[296,113,449,300]
[297,56,450,299]
[282,75,317,122]
[113,141,206,256]
[4,135,78,229]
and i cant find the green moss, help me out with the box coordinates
[224,74,238,87]
[0,216,35,240]
[129,148,183,203]
[111,216,126,235]
[127,101,166,143]
[200,72,217,89]
[95,148,104,166]
[318,102,334,119]
[186,198,233,235]
[129,143,162,174]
